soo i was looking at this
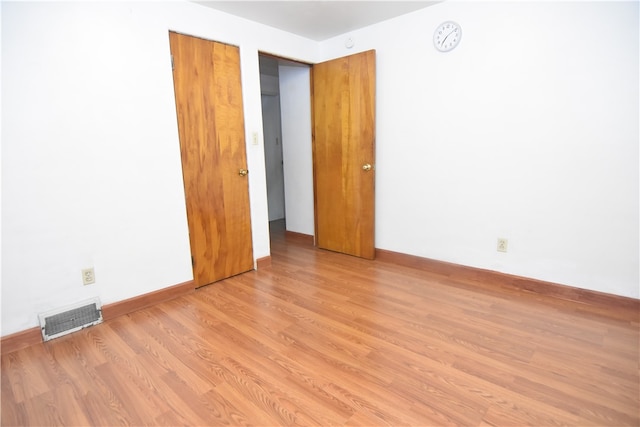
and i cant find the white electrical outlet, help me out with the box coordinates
[497,238,508,253]
[82,268,95,285]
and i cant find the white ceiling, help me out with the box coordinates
[193,1,440,41]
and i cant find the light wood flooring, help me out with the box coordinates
[2,221,639,426]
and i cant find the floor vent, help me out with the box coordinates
[38,298,103,341]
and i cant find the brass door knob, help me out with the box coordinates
[362,163,372,171]
[239,168,248,177]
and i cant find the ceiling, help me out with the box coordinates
[193,1,440,41]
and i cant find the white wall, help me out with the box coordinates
[320,1,639,298]
[2,1,637,337]
[1,1,319,336]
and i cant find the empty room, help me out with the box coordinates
[2,0,638,425]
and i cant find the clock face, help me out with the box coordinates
[434,21,462,52]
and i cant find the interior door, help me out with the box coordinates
[312,50,376,259]
[169,31,254,287]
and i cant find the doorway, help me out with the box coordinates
[259,55,286,223]
[258,54,315,237]
[258,51,376,259]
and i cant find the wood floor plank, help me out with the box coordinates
[323,381,422,426]
[198,323,352,425]
[1,220,638,426]
[159,369,244,426]
[3,345,64,404]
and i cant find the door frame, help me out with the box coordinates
[259,51,376,259]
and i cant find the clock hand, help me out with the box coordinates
[440,30,455,45]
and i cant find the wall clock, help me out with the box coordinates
[433,21,462,52]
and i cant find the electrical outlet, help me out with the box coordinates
[497,238,508,253]
[82,268,95,285]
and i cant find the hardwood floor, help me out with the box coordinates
[2,221,639,426]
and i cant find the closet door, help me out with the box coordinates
[169,31,253,286]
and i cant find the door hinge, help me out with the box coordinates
[171,54,174,70]
[191,256,194,267]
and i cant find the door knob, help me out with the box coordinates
[362,163,372,171]
[238,168,248,177]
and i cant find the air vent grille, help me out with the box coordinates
[38,298,103,341]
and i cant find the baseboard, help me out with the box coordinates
[1,327,42,355]
[376,249,639,320]
[1,280,197,355]
[102,280,195,320]
[257,256,272,269]
[285,230,314,245]
[4,250,636,354]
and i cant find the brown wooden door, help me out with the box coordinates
[169,31,253,287]
[312,50,376,259]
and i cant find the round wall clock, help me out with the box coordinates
[433,21,462,52]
